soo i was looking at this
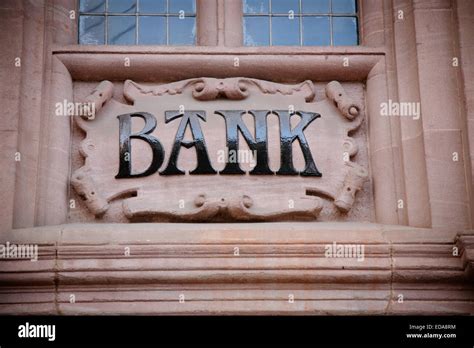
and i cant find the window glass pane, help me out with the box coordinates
[138,16,166,44]
[243,0,269,14]
[169,17,196,45]
[169,0,196,14]
[271,0,299,14]
[302,16,330,45]
[301,0,329,13]
[243,16,270,46]
[333,16,358,45]
[108,0,137,13]
[79,0,105,13]
[108,16,136,44]
[331,0,356,14]
[79,15,105,44]
[272,16,299,45]
[139,0,166,13]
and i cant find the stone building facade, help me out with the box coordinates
[0,0,473,315]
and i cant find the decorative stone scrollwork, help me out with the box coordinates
[78,80,114,119]
[71,166,109,216]
[123,77,315,103]
[72,81,115,216]
[334,162,369,213]
[71,77,368,222]
[305,81,368,214]
[123,194,323,222]
[325,80,361,120]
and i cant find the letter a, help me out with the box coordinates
[161,110,216,175]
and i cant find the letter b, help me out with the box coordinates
[116,112,164,178]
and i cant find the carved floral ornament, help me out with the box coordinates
[72,77,367,222]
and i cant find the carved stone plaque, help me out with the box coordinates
[72,78,368,222]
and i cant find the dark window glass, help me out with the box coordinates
[79,0,196,45]
[79,15,105,44]
[271,0,299,14]
[243,16,270,46]
[108,15,136,44]
[332,0,356,14]
[333,16,358,45]
[108,0,136,13]
[243,0,358,46]
[302,16,330,46]
[301,0,329,13]
[138,16,166,45]
[79,0,105,13]
[243,0,269,14]
[169,0,196,14]
[169,16,195,45]
[139,0,166,13]
[272,16,300,46]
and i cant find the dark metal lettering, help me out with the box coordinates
[115,109,322,178]
[160,110,217,175]
[274,110,322,177]
[115,112,164,178]
[215,110,273,175]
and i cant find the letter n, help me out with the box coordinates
[215,110,273,175]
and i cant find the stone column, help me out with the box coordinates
[197,0,218,46]
[362,0,399,224]
[0,0,24,232]
[12,0,48,228]
[393,0,432,227]
[383,0,408,225]
[12,0,76,228]
[35,0,77,226]
[224,0,243,46]
[454,0,474,229]
[413,0,472,229]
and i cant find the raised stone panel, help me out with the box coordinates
[69,78,374,223]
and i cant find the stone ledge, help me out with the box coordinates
[0,224,472,314]
[456,233,474,280]
[2,222,463,243]
[53,49,383,82]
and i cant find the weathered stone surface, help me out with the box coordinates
[1,0,473,316]
[70,78,369,223]
[0,224,472,315]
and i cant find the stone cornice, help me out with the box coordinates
[0,225,472,315]
[52,47,384,83]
